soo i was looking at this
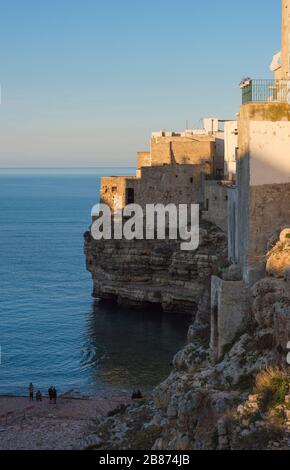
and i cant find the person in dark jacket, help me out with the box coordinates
[28,383,34,401]
[52,386,57,404]
[48,386,53,402]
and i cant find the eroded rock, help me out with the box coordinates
[84,223,227,314]
[266,228,290,278]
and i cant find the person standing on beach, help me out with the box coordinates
[52,387,57,404]
[28,383,34,401]
[48,386,53,402]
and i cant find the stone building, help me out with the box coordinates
[224,121,238,181]
[201,180,229,232]
[271,0,290,80]
[201,121,238,233]
[211,0,290,360]
[236,102,290,284]
[100,119,225,213]
[88,0,290,364]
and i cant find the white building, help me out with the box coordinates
[224,121,238,181]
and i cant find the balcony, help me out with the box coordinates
[240,79,290,105]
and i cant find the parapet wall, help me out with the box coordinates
[137,152,151,169]
[100,162,211,213]
[150,135,215,167]
[131,164,210,208]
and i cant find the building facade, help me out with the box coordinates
[100,119,226,213]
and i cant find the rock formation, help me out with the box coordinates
[85,228,290,451]
[84,222,227,314]
[267,228,290,278]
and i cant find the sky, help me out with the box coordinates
[0,0,282,168]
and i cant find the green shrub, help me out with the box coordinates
[255,367,289,412]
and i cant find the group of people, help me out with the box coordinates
[28,383,57,404]
[48,386,58,404]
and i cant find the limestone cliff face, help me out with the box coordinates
[87,229,290,451]
[90,276,290,451]
[84,222,227,314]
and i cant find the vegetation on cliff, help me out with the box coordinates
[84,227,290,450]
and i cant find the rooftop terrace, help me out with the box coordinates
[240,79,290,105]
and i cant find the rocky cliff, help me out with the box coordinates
[84,221,227,314]
[85,228,290,451]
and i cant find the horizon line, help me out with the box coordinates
[0,166,135,170]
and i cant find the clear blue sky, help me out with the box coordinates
[0,0,281,168]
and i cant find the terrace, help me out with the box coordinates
[240,79,290,104]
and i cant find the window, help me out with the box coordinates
[216,169,223,180]
[126,188,135,205]
[190,177,193,183]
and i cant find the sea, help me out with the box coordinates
[0,168,191,396]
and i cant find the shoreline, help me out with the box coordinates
[0,390,130,400]
[0,392,132,450]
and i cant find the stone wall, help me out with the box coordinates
[136,152,151,177]
[100,176,136,211]
[237,103,290,284]
[150,135,215,167]
[100,130,222,215]
[224,121,238,181]
[137,152,151,169]
[202,180,228,232]
[248,122,290,186]
[236,107,250,282]
[248,183,290,279]
[214,133,225,177]
[281,0,290,80]
[227,186,239,262]
[131,164,211,208]
[100,163,212,213]
[210,276,250,360]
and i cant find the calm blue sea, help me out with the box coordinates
[0,169,190,396]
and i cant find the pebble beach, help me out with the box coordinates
[0,393,129,450]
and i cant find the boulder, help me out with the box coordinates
[266,228,290,278]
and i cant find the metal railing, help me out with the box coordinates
[241,79,290,104]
